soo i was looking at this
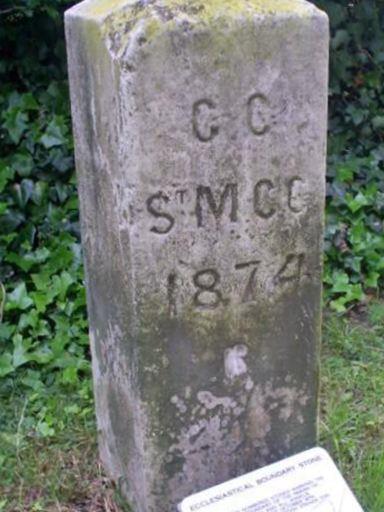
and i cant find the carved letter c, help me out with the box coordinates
[192,99,219,142]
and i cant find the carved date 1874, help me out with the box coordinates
[167,253,305,315]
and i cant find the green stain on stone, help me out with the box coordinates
[68,0,321,56]
[70,0,314,21]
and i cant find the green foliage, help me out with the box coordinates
[315,0,384,311]
[0,0,85,436]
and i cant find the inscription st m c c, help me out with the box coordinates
[145,179,307,235]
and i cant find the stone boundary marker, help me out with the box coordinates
[65,1,329,511]
[179,447,364,512]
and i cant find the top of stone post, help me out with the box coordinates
[65,0,326,23]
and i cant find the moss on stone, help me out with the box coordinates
[165,0,312,20]
[68,0,134,20]
[68,0,318,23]
[65,0,325,73]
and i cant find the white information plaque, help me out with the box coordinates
[179,447,363,512]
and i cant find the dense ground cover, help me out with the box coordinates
[0,0,383,510]
[316,0,384,312]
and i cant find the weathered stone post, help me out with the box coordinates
[65,1,328,510]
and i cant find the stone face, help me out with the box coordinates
[65,1,329,511]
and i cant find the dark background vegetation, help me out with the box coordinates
[0,0,383,509]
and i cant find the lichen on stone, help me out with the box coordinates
[67,0,319,24]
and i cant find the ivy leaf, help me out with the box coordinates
[0,163,14,193]
[346,192,370,213]
[3,109,28,144]
[331,29,350,50]
[365,272,380,288]
[52,271,75,300]
[0,323,15,341]
[329,297,348,314]
[0,210,25,233]
[62,366,79,385]
[5,283,33,311]
[11,153,34,178]
[12,334,32,368]
[345,105,365,126]
[336,165,354,182]
[372,116,384,130]
[30,347,53,365]
[12,179,34,209]
[6,248,50,272]
[331,272,350,294]
[31,272,51,291]
[40,116,67,148]
[19,92,39,111]
[30,291,54,314]
[21,370,44,391]
[36,422,55,438]
[31,181,48,205]
[0,353,14,378]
